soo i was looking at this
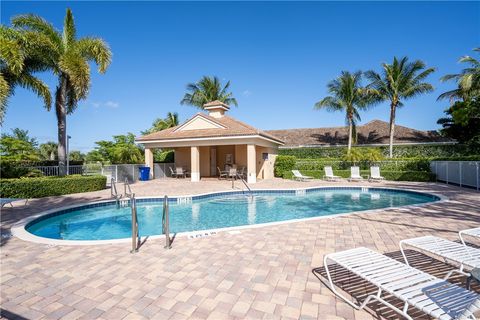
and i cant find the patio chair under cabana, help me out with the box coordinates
[136,101,284,183]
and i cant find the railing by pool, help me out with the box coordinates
[27,163,175,183]
[430,161,480,190]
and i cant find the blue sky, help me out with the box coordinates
[1,1,479,152]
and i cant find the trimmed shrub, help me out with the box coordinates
[294,158,431,172]
[274,155,296,177]
[279,144,472,159]
[0,175,107,198]
[282,170,435,182]
[1,160,84,167]
[0,161,45,179]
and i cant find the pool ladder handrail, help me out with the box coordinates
[124,178,133,198]
[232,173,253,197]
[163,195,172,249]
[130,193,140,253]
[111,177,122,208]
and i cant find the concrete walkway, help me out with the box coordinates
[1,179,479,319]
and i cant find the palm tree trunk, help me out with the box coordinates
[56,75,67,176]
[347,118,353,153]
[388,102,396,158]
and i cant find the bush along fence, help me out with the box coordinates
[0,175,107,198]
[1,161,175,181]
[282,170,435,182]
[274,155,436,181]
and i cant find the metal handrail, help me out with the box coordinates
[130,193,139,253]
[124,178,133,197]
[111,178,122,208]
[163,195,171,249]
[232,173,252,196]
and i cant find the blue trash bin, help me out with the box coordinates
[139,166,151,181]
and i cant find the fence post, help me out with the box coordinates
[459,162,462,187]
[115,165,118,182]
[477,162,479,191]
[446,162,449,185]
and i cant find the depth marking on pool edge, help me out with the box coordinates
[187,231,217,239]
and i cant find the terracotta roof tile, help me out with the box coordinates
[265,120,454,147]
[137,113,284,144]
[203,100,229,108]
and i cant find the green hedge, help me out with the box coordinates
[295,158,432,172]
[0,160,84,167]
[0,175,107,198]
[282,170,435,182]
[279,144,472,159]
[274,155,296,177]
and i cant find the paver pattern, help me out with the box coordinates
[1,178,479,319]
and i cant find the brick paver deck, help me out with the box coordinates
[1,179,479,319]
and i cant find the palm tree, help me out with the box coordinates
[181,76,237,108]
[438,48,480,102]
[0,26,52,124]
[142,112,179,135]
[12,9,111,175]
[365,57,435,158]
[315,71,372,153]
[39,141,58,160]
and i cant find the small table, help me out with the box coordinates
[467,267,480,290]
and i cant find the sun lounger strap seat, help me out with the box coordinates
[324,247,480,320]
[460,227,480,246]
[400,236,480,277]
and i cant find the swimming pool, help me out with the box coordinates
[23,187,440,242]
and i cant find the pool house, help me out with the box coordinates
[136,101,284,183]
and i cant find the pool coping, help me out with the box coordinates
[11,185,448,246]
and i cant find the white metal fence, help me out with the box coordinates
[430,161,480,190]
[29,163,175,182]
[28,165,85,176]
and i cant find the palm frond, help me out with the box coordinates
[180,76,237,108]
[16,72,52,110]
[0,38,24,75]
[11,14,62,49]
[59,51,90,101]
[62,8,76,48]
[0,74,10,124]
[75,37,112,73]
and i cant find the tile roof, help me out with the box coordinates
[265,120,454,147]
[203,100,229,108]
[137,113,284,144]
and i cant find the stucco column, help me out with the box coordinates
[247,144,256,184]
[191,146,200,182]
[145,148,154,179]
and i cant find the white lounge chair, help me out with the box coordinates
[368,166,385,182]
[399,235,480,279]
[0,198,27,208]
[460,227,480,247]
[292,170,313,181]
[323,166,341,181]
[348,166,364,182]
[324,247,480,320]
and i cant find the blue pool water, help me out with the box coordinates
[26,188,439,241]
